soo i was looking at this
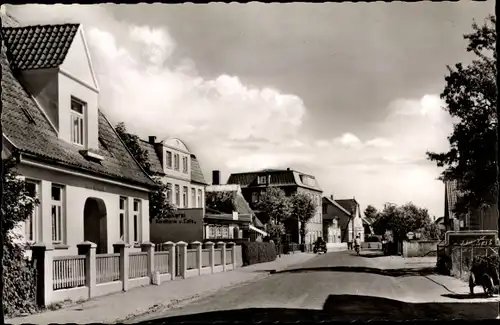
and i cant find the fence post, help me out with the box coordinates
[227,242,236,270]
[177,241,187,279]
[77,241,97,299]
[113,241,131,292]
[217,242,227,272]
[191,241,202,276]
[163,241,176,280]
[141,242,155,283]
[31,243,54,307]
[205,241,215,274]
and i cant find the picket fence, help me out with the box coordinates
[32,240,237,307]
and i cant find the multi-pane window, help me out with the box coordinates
[166,151,172,169]
[133,199,142,243]
[174,154,180,171]
[119,197,128,242]
[25,180,39,242]
[209,226,216,238]
[197,189,202,208]
[51,185,64,243]
[216,227,222,238]
[183,186,188,208]
[175,185,180,207]
[182,156,188,174]
[191,188,196,208]
[222,226,229,238]
[166,183,172,203]
[257,176,267,185]
[70,97,85,146]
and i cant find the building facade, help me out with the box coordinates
[206,173,268,241]
[322,196,367,243]
[227,168,323,244]
[1,16,157,256]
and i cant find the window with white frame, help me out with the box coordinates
[209,226,216,238]
[182,156,188,174]
[25,180,39,242]
[191,188,196,208]
[70,97,86,146]
[166,183,172,203]
[166,151,173,169]
[133,199,142,243]
[51,185,64,243]
[197,189,202,208]
[119,197,128,242]
[174,154,180,171]
[216,226,222,238]
[175,185,180,206]
[183,186,188,207]
[222,226,229,238]
[257,176,267,185]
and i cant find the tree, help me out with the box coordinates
[115,122,152,175]
[148,177,176,222]
[115,122,175,221]
[206,191,236,214]
[426,15,497,217]
[373,202,433,241]
[363,205,379,224]
[289,193,316,245]
[256,187,292,225]
[1,157,40,318]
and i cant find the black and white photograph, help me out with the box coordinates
[1,1,499,323]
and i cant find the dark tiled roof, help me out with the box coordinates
[191,155,208,185]
[1,22,156,189]
[253,216,264,228]
[335,199,357,214]
[227,169,322,192]
[2,24,79,70]
[138,140,164,176]
[323,196,351,216]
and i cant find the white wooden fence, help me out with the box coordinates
[53,255,86,290]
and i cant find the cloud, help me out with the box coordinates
[8,4,455,217]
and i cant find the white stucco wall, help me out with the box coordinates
[17,163,150,256]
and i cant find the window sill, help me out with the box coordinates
[53,243,70,250]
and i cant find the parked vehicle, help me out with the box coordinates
[469,257,499,296]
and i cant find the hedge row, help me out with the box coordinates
[241,242,277,266]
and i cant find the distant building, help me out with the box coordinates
[322,195,369,243]
[227,168,323,244]
[206,172,268,241]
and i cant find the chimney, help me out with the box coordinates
[286,167,291,171]
[330,194,334,200]
[212,170,220,185]
[148,136,156,144]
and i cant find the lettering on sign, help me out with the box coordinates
[448,234,497,246]
[155,213,198,225]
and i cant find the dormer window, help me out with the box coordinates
[166,151,172,169]
[174,154,180,171]
[257,176,267,185]
[71,97,86,146]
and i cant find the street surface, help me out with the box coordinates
[133,250,499,322]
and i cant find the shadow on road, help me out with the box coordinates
[135,294,497,323]
[276,265,439,277]
[358,252,385,258]
[442,293,497,300]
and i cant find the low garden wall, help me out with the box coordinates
[402,240,439,258]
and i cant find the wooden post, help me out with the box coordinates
[113,241,131,291]
[217,242,227,272]
[141,242,155,283]
[31,243,54,307]
[191,241,202,276]
[77,241,97,299]
[205,241,215,274]
[176,241,187,279]
[163,241,176,280]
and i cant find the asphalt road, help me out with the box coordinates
[133,250,499,322]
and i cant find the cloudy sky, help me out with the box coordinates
[8,2,494,218]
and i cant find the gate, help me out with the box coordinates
[175,246,181,277]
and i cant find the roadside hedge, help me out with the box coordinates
[241,242,277,266]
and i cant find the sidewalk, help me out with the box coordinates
[7,253,316,325]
